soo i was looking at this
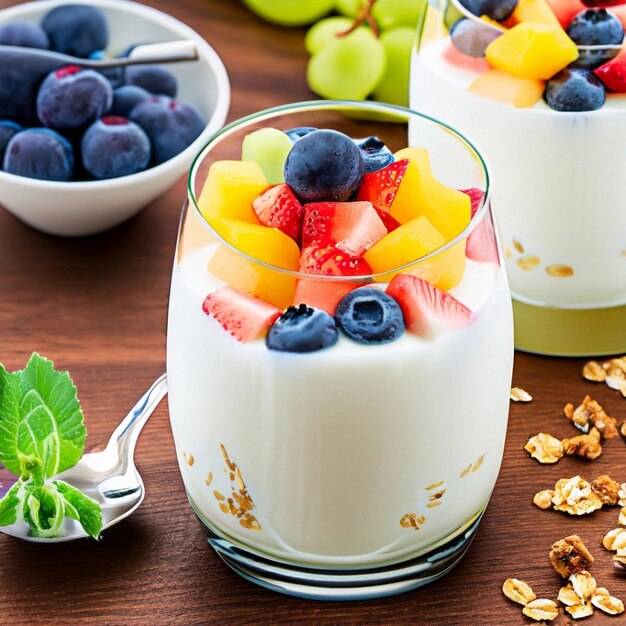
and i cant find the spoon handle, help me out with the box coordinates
[104,373,168,467]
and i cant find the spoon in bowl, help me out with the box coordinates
[0,373,168,542]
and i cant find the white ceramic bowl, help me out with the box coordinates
[0,0,230,236]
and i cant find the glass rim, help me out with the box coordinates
[186,99,492,282]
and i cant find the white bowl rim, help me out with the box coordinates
[0,0,231,190]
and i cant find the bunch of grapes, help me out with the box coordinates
[242,0,425,106]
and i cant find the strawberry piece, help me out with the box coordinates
[252,183,304,242]
[460,188,500,265]
[302,201,386,256]
[594,51,626,92]
[545,0,587,28]
[442,43,490,73]
[374,206,401,233]
[356,159,409,214]
[386,274,473,338]
[300,244,372,277]
[293,278,360,315]
[202,285,281,343]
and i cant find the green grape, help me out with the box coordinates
[307,28,386,100]
[241,127,292,184]
[372,27,415,107]
[305,17,361,55]
[372,0,426,30]
[334,0,366,18]
[242,0,335,26]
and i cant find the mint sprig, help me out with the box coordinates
[0,354,102,539]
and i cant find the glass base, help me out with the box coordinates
[201,513,483,601]
[513,299,626,357]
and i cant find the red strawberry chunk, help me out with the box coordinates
[202,285,281,343]
[386,274,473,337]
[374,207,401,233]
[293,278,360,315]
[252,183,304,242]
[594,51,626,92]
[356,159,409,213]
[460,188,500,265]
[300,244,372,277]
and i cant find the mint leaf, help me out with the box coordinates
[0,354,85,479]
[0,482,20,526]
[55,480,103,539]
[23,484,65,538]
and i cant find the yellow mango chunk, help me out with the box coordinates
[208,218,300,308]
[485,22,578,80]
[363,216,466,290]
[469,68,545,107]
[391,147,471,240]
[197,160,268,224]
[511,0,561,27]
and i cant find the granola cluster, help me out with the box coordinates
[533,475,621,516]
[502,537,624,621]
[583,356,626,398]
[564,395,619,439]
[601,482,626,572]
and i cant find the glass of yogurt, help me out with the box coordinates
[412,0,626,355]
[166,101,513,600]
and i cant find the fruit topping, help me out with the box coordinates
[129,95,205,165]
[284,129,364,202]
[357,158,408,212]
[594,50,626,90]
[546,0,587,28]
[485,22,579,80]
[334,287,405,344]
[202,285,282,344]
[266,304,338,352]
[544,67,606,110]
[302,201,386,256]
[469,69,545,107]
[462,188,500,264]
[125,65,178,98]
[0,20,49,49]
[285,126,317,143]
[3,128,74,182]
[242,127,293,184]
[354,136,394,173]
[252,183,304,242]
[36,66,112,131]
[0,121,22,162]
[300,244,373,276]
[111,85,151,118]
[292,278,360,315]
[450,18,502,58]
[385,274,474,338]
[81,117,151,180]
[41,4,108,58]
[511,0,562,27]
[567,8,625,45]
[459,0,519,21]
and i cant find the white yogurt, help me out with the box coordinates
[166,242,513,568]
[411,38,626,308]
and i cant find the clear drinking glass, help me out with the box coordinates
[411,0,626,355]
[166,101,513,600]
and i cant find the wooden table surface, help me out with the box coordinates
[0,1,625,623]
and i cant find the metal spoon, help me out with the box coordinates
[0,373,168,542]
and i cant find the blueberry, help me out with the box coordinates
[283,129,364,203]
[544,68,606,112]
[3,128,74,182]
[450,18,501,58]
[41,4,108,58]
[81,116,150,180]
[130,96,205,165]
[567,9,624,47]
[125,65,177,98]
[0,121,22,162]
[90,49,124,88]
[458,0,517,21]
[36,66,113,131]
[111,85,151,117]
[335,288,404,345]
[285,126,317,143]
[0,20,49,49]
[266,304,338,353]
[355,136,394,173]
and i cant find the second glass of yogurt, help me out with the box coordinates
[166,101,513,600]
[412,0,626,355]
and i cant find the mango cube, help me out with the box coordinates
[469,68,545,107]
[485,22,578,80]
[208,218,300,308]
[197,160,268,224]
[391,147,471,241]
[363,216,466,290]
[511,0,561,27]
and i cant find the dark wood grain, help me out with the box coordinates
[0,0,625,623]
